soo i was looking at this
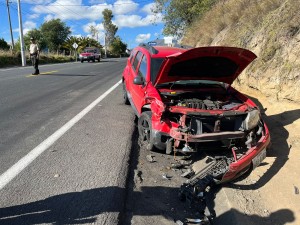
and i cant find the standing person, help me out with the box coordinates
[29,37,40,75]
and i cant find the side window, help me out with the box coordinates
[132,51,143,71]
[138,55,147,78]
[129,50,136,64]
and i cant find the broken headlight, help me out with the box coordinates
[243,109,260,131]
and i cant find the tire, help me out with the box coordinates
[122,82,130,105]
[138,111,155,151]
[81,60,83,63]
[98,57,100,62]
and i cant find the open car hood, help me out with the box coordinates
[153,46,257,86]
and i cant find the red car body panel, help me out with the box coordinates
[154,46,257,86]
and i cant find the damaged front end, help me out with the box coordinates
[150,89,270,183]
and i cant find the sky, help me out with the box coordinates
[0,0,165,49]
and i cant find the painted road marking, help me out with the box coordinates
[0,80,122,190]
[26,70,58,77]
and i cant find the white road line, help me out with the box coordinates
[0,80,122,190]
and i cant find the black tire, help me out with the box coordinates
[138,111,155,151]
[98,57,100,62]
[81,60,83,63]
[122,82,130,105]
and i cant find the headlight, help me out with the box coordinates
[244,109,260,131]
[79,54,82,57]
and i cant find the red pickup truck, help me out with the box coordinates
[79,47,101,63]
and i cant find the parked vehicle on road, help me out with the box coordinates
[79,47,101,63]
[122,43,271,184]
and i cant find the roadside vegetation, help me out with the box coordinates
[154,0,300,103]
[1,9,127,68]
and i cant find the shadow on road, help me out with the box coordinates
[230,95,300,190]
[0,185,295,225]
[214,208,294,225]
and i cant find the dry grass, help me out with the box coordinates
[0,50,75,68]
[182,0,300,103]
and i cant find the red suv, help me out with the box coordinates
[122,44,270,183]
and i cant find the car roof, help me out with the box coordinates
[137,44,187,58]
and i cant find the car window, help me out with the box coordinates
[132,51,143,71]
[129,49,137,64]
[138,55,147,78]
[150,58,165,82]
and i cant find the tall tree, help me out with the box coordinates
[102,9,118,50]
[40,19,71,52]
[153,0,218,37]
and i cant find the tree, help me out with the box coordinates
[110,36,127,56]
[40,19,71,52]
[153,0,218,37]
[102,9,118,52]
[25,29,46,50]
[0,38,10,50]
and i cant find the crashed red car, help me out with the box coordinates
[122,44,270,183]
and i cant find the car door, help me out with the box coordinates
[130,51,149,115]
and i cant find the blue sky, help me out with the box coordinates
[0,0,165,49]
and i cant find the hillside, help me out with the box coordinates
[183,0,300,103]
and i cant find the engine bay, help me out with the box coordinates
[160,90,244,111]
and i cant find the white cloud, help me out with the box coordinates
[114,14,162,28]
[28,14,40,19]
[19,0,52,4]
[113,0,138,15]
[89,0,106,4]
[82,22,104,33]
[141,3,156,14]
[32,0,112,21]
[23,21,37,34]
[44,14,55,22]
[135,33,151,43]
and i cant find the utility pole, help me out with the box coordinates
[6,0,14,49]
[104,33,107,58]
[17,0,26,66]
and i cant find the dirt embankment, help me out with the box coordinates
[183,0,300,104]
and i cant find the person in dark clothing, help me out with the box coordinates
[29,37,40,75]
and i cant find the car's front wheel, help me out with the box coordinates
[138,111,155,151]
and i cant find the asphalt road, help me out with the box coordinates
[0,59,136,224]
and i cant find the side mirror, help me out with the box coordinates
[133,76,144,85]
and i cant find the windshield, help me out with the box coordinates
[150,58,164,82]
[156,80,226,89]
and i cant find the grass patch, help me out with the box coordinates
[0,50,75,68]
